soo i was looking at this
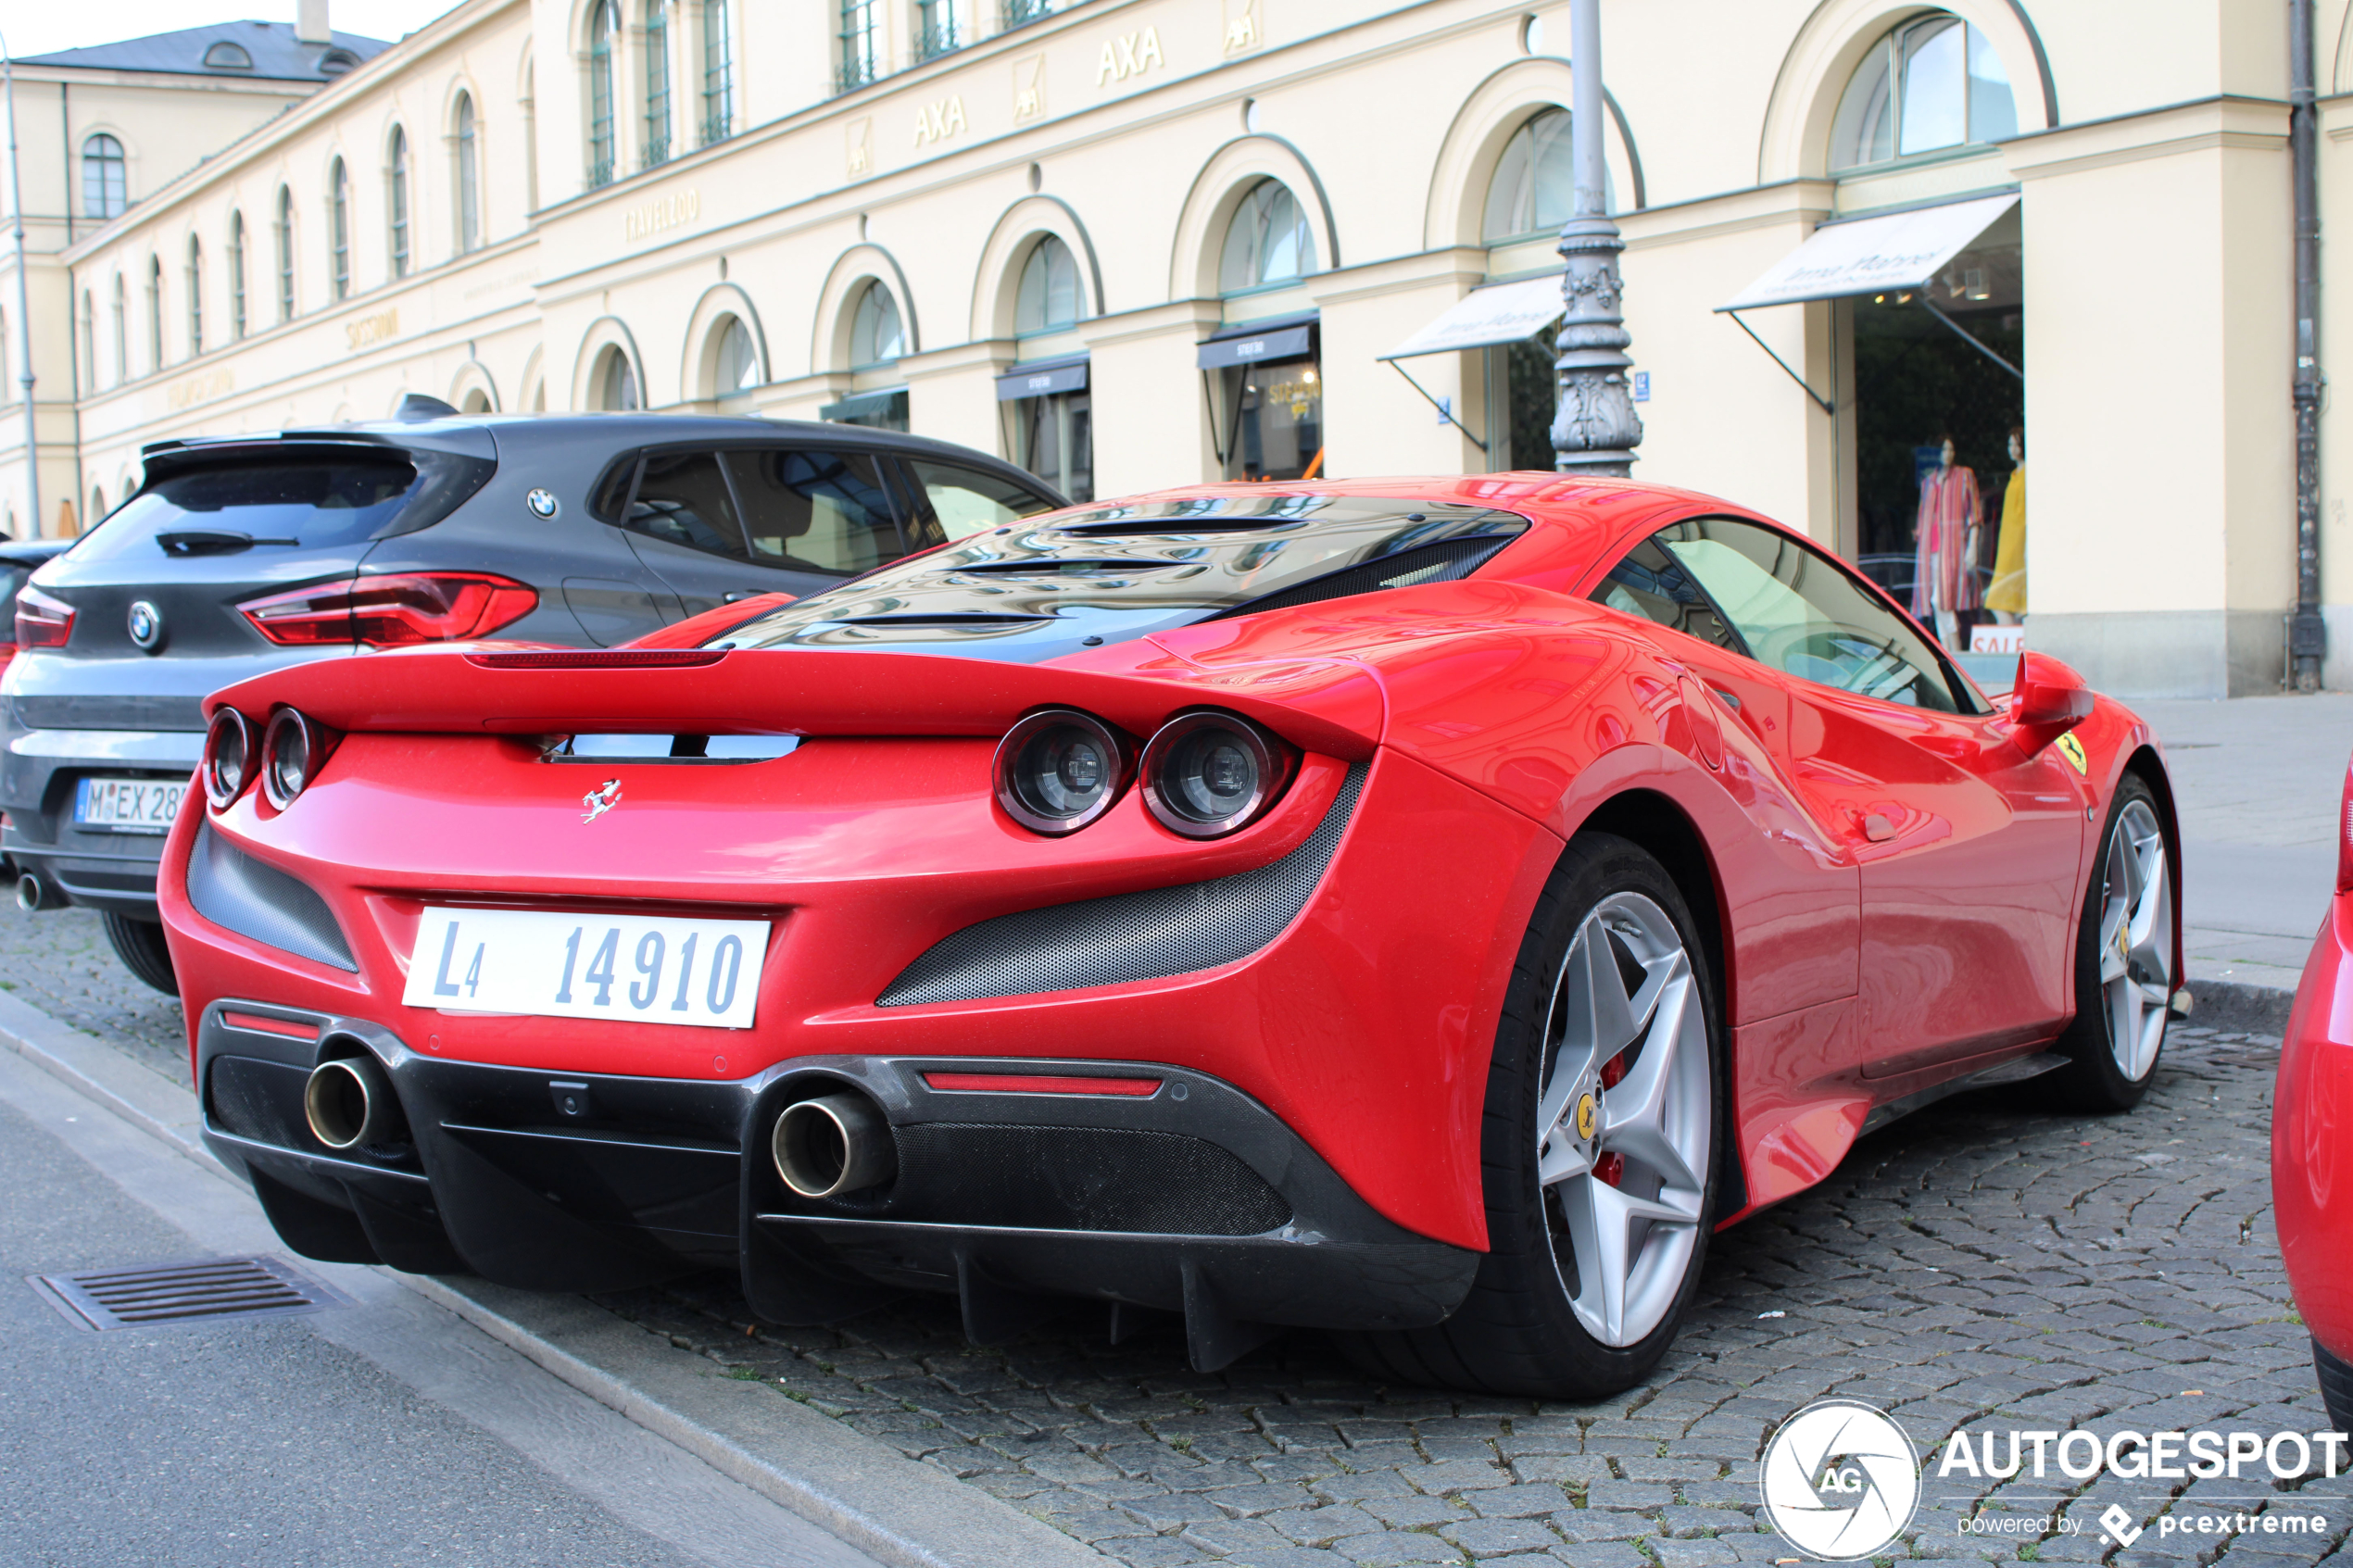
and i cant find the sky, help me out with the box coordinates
[4,3,464,60]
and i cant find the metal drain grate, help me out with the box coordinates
[30,1256,347,1332]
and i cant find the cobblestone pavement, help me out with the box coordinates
[9,903,2347,1565]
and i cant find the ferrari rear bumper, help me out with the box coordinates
[195,1002,1479,1363]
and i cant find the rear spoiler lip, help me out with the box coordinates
[200,642,1387,760]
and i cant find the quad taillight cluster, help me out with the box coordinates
[205,707,330,812]
[238,572,537,646]
[994,708,1296,840]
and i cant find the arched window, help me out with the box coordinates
[328,157,351,299]
[186,236,204,355]
[1218,180,1316,293]
[461,388,493,413]
[90,487,106,524]
[387,127,410,278]
[1482,107,1614,241]
[587,0,619,189]
[145,255,162,370]
[849,282,904,367]
[1831,13,2018,170]
[598,345,641,409]
[203,40,253,70]
[110,273,126,383]
[274,187,296,320]
[714,316,759,400]
[82,133,127,220]
[700,0,733,144]
[1015,235,1082,334]
[79,291,94,394]
[643,1,672,168]
[454,95,482,253]
[228,211,247,338]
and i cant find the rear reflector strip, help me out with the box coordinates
[221,1010,321,1041]
[923,1072,1163,1097]
[467,649,725,670]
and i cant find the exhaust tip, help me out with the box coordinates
[773,1091,896,1198]
[304,1055,401,1150]
[16,872,42,912]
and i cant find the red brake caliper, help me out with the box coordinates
[1593,1053,1629,1185]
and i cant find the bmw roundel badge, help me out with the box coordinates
[126,599,165,653]
[525,488,560,520]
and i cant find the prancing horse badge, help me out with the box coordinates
[581,779,623,822]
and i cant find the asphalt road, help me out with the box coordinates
[0,1040,877,1568]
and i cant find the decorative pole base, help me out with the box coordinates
[1550,220,1642,476]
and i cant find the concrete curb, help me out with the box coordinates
[0,989,1102,1568]
[2185,977,2298,1036]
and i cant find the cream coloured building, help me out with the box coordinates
[10,0,2348,696]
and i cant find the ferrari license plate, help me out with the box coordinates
[74,775,189,834]
[401,907,770,1029]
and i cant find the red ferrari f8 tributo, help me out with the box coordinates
[158,476,2182,1397]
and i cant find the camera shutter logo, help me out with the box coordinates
[1759,1399,1921,1560]
[127,599,165,652]
[526,488,560,520]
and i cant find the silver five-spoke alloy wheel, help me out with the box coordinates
[1532,891,1712,1348]
[2099,798,2172,1081]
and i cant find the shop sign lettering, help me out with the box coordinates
[913,94,967,147]
[167,368,234,409]
[345,308,398,351]
[1096,27,1164,86]
[1223,0,1260,55]
[1012,54,1046,123]
[847,118,873,176]
[622,188,700,244]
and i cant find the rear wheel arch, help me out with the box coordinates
[2121,745,2183,986]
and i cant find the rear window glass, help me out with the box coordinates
[69,456,428,565]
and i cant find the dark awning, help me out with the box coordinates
[994,355,1088,401]
[1196,313,1317,370]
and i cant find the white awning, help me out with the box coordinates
[1380,276,1563,361]
[1716,193,2019,312]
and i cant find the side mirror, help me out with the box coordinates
[2009,650,2095,755]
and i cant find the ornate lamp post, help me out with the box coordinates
[1550,0,1641,475]
[1,33,38,534]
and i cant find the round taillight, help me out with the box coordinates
[1139,711,1294,839]
[993,709,1131,835]
[260,708,324,809]
[203,709,253,810]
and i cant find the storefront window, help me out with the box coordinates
[1488,329,1558,470]
[1016,237,1081,333]
[1831,14,2017,170]
[1219,358,1322,482]
[1009,239,1090,501]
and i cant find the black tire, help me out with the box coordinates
[2049,773,2172,1112]
[2317,1339,2353,1436]
[1337,833,1723,1399]
[103,911,180,996]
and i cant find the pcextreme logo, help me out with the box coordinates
[1758,1399,1922,1561]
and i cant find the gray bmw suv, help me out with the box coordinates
[2,407,1063,990]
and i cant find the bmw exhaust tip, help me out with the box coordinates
[16,872,43,911]
[773,1091,897,1198]
[304,1054,405,1151]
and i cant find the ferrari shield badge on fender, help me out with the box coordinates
[2056,733,2089,774]
[581,778,622,822]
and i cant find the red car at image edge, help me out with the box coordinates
[2275,751,2353,1431]
[156,474,2183,1398]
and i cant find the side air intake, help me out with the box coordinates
[877,762,1366,1007]
[185,822,358,971]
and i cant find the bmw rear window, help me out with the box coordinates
[70,447,490,565]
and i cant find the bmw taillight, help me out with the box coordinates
[238,572,537,647]
[260,708,328,809]
[2339,750,2353,894]
[1139,711,1297,839]
[13,584,75,649]
[204,709,255,810]
[993,709,1133,834]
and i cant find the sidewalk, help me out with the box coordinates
[2136,691,2353,1006]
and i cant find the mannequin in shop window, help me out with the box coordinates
[1910,435,1981,647]
[1984,425,2026,624]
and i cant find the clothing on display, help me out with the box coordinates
[1985,430,2025,621]
[1910,443,1982,645]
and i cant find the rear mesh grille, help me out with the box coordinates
[31,1256,345,1332]
[876,761,1367,1007]
[886,1123,1291,1235]
[186,822,357,971]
